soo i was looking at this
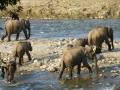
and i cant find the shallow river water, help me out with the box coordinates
[0,19,120,90]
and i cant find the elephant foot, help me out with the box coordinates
[95,49,102,54]
[7,40,11,42]
[77,73,81,77]
[19,63,22,66]
[9,80,16,84]
[108,48,112,51]
[1,74,4,78]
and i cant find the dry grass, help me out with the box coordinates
[1,0,120,19]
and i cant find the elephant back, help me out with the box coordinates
[5,20,25,34]
[16,41,32,51]
[88,27,106,45]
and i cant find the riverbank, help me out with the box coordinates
[1,0,120,19]
[0,39,120,74]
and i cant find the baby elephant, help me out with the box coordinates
[73,38,88,47]
[59,46,97,79]
[1,60,16,83]
[13,41,32,66]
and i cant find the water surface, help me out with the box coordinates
[0,19,120,90]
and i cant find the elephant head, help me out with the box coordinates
[26,41,32,51]
[84,46,98,73]
[74,37,88,47]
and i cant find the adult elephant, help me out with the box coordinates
[59,46,98,79]
[12,41,32,66]
[1,19,31,41]
[88,26,114,54]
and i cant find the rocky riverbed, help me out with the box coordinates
[0,39,120,76]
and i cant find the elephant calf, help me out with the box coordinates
[59,46,97,79]
[0,59,16,83]
[12,41,32,66]
[88,26,114,54]
[73,38,88,47]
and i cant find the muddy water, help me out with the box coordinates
[0,66,120,90]
[0,19,120,89]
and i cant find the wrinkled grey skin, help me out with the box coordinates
[13,41,32,66]
[59,46,97,79]
[1,19,31,41]
[88,26,114,54]
[74,38,88,47]
[0,59,16,83]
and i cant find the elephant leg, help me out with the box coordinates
[86,64,92,74]
[77,64,81,76]
[1,34,7,41]
[7,34,11,42]
[96,48,101,54]
[26,51,32,61]
[1,67,5,78]
[69,67,73,79]
[111,42,114,50]
[105,39,111,51]
[9,71,15,83]
[59,66,65,80]
[23,30,28,40]
[82,58,92,73]
[5,68,9,82]
[111,40,114,50]
[16,33,20,41]
[19,56,23,66]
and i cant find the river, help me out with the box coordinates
[0,19,120,90]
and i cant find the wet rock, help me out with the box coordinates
[33,60,43,67]
[47,67,58,72]
[40,65,47,71]
[99,73,103,77]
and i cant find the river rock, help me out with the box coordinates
[33,59,42,67]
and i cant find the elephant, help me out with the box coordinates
[12,41,32,66]
[73,38,88,47]
[0,58,16,83]
[1,19,31,41]
[88,26,114,54]
[59,46,98,79]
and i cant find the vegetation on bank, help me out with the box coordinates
[1,0,120,19]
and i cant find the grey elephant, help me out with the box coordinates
[0,57,16,83]
[59,46,98,79]
[12,41,32,66]
[88,26,114,54]
[1,19,31,41]
[73,38,88,47]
